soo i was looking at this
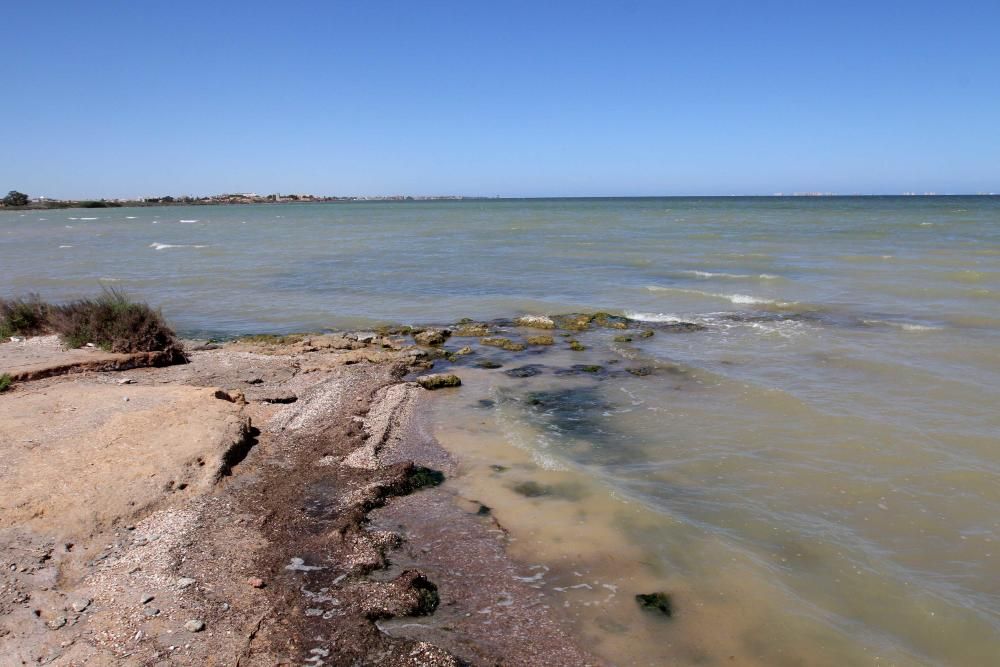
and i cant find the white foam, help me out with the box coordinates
[681,270,781,280]
[862,319,942,332]
[79,217,98,221]
[646,286,788,306]
[149,242,208,250]
[125,216,137,219]
[179,219,199,223]
[59,245,73,248]
[625,311,685,323]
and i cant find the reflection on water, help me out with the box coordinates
[2,197,999,664]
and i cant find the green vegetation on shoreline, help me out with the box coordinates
[1,289,183,358]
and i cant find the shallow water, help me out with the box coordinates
[2,197,999,664]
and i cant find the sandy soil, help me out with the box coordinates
[0,333,602,666]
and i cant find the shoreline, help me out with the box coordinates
[0,327,612,665]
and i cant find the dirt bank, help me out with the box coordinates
[0,333,602,665]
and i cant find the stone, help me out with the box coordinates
[515,315,556,329]
[140,594,155,604]
[176,577,196,590]
[636,592,673,617]
[504,365,544,378]
[475,359,502,369]
[626,366,654,377]
[613,335,633,343]
[70,598,91,613]
[413,329,450,346]
[259,392,297,404]
[638,329,655,338]
[416,374,462,390]
[568,340,586,351]
[452,322,490,337]
[47,616,67,630]
[481,337,526,352]
[118,378,134,385]
[525,335,554,346]
[592,312,631,329]
[184,619,205,633]
[144,607,160,617]
[455,346,474,355]
[248,577,265,588]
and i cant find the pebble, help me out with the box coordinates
[184,619,205,633]
[144,607,160,617]
[176,577,196,589]
[70,598,91,613]
[47,616,67,630]
[141,594,155,604]
[118,378,134,385]
[248,577,265,588]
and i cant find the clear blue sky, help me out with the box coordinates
[3,1,998,198]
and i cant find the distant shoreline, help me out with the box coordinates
[2,192,997,212]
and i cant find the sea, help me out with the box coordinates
[2,196,998,665]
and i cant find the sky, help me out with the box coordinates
[2,1,998,198]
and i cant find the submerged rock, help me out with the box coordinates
[568,340,586,351]
[481,337,526,352]
[416,373,462,390]
[613,335,633,343]
[511,481,550,498]
[504,365,544,378]
[659,322,705,333]
[638,329,655,338]
[552,314,594,331]
[476,359,503,369]
[635,592,673,617]
[626,366,654,377]
[455,346,474,355]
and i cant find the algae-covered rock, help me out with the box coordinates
[525,335,554,346]
[453,322,491,337]
[416,373,462,390]
[476,359,503,369]
[626,366,654,377]
[568,340,586,351]
[635,592,673,617]
[481,337,526,352]
[455,346,474,355]
[638,329,655,338]
[553,314,594,331]
[613,335,633,343]
[577,365,603,373]
[592,312,630,329]
[376,324,414,336]
[414,329,451,346]
[515,315,556,329]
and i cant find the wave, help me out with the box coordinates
[149,242,208,250]
[58,245,73,249]
[179,219,199,223]
[79,217,98,221]
[680,270,781,280]
[646,286,792,307]
[125,216,137,219]
[861,319,944,332]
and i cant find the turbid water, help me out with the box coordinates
[2,197,998,665]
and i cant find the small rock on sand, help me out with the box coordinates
[414,329,450,346]
[46,616,67,630]
[140,594,155,604]
[176,577,196,590]
[184,619,205,633]
[70,598,91,613]
[248,577,265,588]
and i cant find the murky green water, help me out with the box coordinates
[2,197,998,664]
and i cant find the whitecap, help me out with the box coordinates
[149,242,207,250]
[625,311,685,323]
[861,319,943,332]
[646,286,789,307]
[681,270,781,280]
[79,217,98,220]
[59,245,73,248]
[125,216,137,219]
[179,219,199,223]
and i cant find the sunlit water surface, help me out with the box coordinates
[2,197,998,665]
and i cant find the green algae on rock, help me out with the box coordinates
[416,373,462,390]
[568,340,586,351]
[481,337,526,352]
[525,335,554,346]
